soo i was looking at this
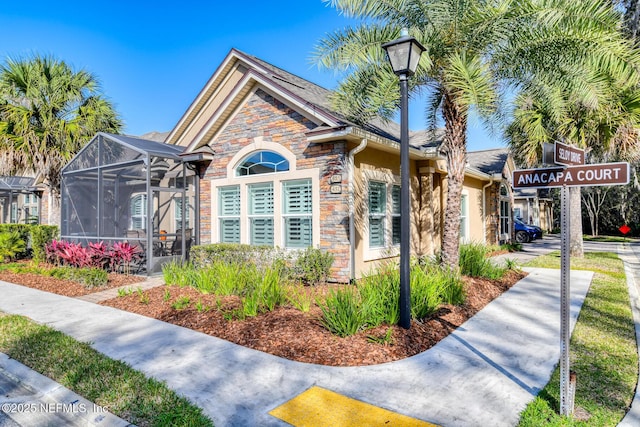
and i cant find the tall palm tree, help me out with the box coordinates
[0,54,122,225]
[507,86,640,255]
[314,0,639,269]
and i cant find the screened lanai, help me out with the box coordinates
[0,176,39,224]
[60,133,199,274]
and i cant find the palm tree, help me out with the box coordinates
[314,0,639,269]
[0,54,122,225]
[507,86,640,255]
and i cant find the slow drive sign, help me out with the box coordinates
[513,162,629,188]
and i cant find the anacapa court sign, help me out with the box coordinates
[513,162,629,188]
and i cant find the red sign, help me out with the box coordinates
[513,162,629,188]
[620,224,631,235]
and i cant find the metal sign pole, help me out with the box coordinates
[560,184,572,416]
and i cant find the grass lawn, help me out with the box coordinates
[582,235,639,243]
[0,312,213,427]
[519,252,638,426]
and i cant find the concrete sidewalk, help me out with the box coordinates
[0,267,594,426]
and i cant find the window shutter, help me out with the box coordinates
[249,183,274,246]
[283,180,312,248]
[249,183,274,215]
[368,182,386,247]
[220,219,240,243]
[219,186,240,215]
[369,182,386,214]
[283,180,312,214]
[218,186,240,243]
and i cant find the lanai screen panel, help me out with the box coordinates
[61,133,191,274]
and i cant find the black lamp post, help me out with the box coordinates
[382,29,425,330]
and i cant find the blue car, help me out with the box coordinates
[514,218,543,243]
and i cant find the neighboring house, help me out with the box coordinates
[513,188,554,231]
[0,176,43,225]
[465,149,516,245]
[60,48,516,280]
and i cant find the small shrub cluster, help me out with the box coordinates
[318,262,466,337]
[459,242,506,279]
[45,240,141,275]
[0,224,32,259]
[0,263,108,288]
[190,243,334,284]
[0,231,26,262]
[30,225,58,262]
[162,260,288,319]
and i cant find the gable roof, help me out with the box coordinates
[166,48,442,154]
[467,148,510,177]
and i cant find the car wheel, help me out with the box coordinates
[515,230,529,243]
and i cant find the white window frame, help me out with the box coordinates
[282,179,313,248]
[218,185,241,243]
[460,191,469,243]
[363,170,401,261]
[211,138,320,249]
[248,182,275,246]
[130,193,147,231]
[499,184,510,241]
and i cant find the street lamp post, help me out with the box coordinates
[382,29,425,330]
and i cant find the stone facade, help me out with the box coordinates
[202,89,351,282]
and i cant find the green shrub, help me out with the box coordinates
[0,231,26,262]
[190,243,335,284]
[318,288,365,337]
[459,242,506,279]
[0,225,30,259]
[190,243,286,271]
[30,225,58,263]
[292,247,334,284]
[286,285,312,312]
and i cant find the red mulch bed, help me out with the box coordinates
[0,266,145,297]
[1,266,525,366]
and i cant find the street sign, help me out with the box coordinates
[513,162,629,188]
[620,224,631,235]
[555,141,585,166]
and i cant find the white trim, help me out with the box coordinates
[227,137,297,177]
[460,190,470,243]
[362,169,401,261]
[210,142,319,248]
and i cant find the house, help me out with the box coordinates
[513,188,554,231]
[0,176,43,225]
[61,49,516,280]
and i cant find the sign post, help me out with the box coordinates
[559,185,571,416]
[513,143,629,417]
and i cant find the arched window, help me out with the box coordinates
[236,150,289,176]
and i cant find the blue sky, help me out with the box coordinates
[0,0,499,151]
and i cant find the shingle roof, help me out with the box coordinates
[466,148,509,176]
[236,50,442,150]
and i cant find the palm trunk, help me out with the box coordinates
[441,93,468,270]
[569,186,584,257]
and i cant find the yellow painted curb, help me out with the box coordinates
[269,385,439,426]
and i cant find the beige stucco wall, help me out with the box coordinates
[461,176,488,243]
[352,146,425,278]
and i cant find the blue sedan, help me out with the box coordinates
[514,218,543,243]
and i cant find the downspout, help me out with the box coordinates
[348,138,368,283]
[482,180,493,245]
